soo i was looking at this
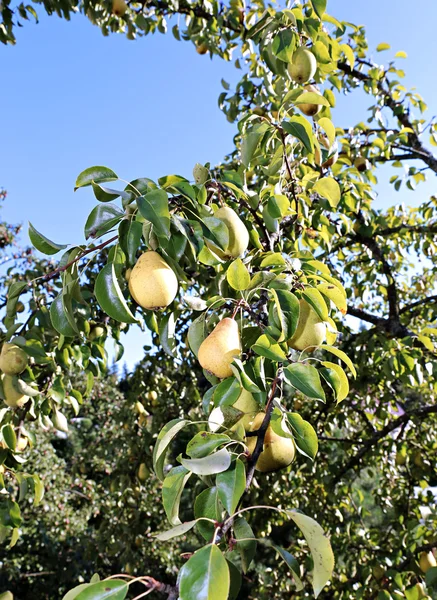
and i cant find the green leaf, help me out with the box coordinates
[286,510,334,597]
[95,263,137,324]
[271,544,303,591]
[227,259,251,291]
[241,126,267,168]
[153,418,190,481]
[28,223,67,255]
[318,117,336,145]
[50,293,79,337]
[180,448,231,475]
[91,182,129,203]
[179,544,230,600]
[426,566,437,588]
[283,363,326,401]
[74,166,118,190]
[213,378,242,407]
[194,487,222,541]
[320,345,357,377]
[118,219,142,266]
[295,92,330,107]
[216,458,246,515]
[62,584,91,600]
[310,0,327,19]
[317,283,347,315]
[287,412,318,459]
[186,432,230,458]
[137,190,170,240]
[162,465,192,525]
[282,116,314,153]
[301,287,329,321]
[203,217,229,250]
[155,519,198,541]
[313,177,341,208]
[227,559,242,600]
[188,313,207,358]
[376,42,391,52]
[321,361,349,402]
[1,424,16,451]
[84,204,124,239]
[32,474,44,505]
[271,289,300,342]
[271,28,297,62]
[252,333,287,362]
[159,312,177,357]
[73,580,128,600]
[234,517,257,573]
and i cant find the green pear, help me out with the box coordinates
[288,47,317,84]
[112,0,127,16]
[354,156,371,172]
[232,388,259,431]
[138,463,149,482]
[246,412,296,472]
[298,84,322,117]
[89,326,105,341]
[1,374,29,408]
[0,592,13,600]
[198,318,241,379]
[129,251,178,310]
[419,551,436,573]
[213,206,249,258]
[0,342,28,376]
[288,299,326,351]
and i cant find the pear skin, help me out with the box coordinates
[214,206,249,258]
[198,318,241,379]
[419,551,436,573]
[129,251,178,310]
[354,156,371,172]
[2,374,29,408]
[0,342,28,376]
[298,84,322,117]
[288,299,326,351]
[232,388,259,431]
[288,47,317,84]
[246,412,296,472]
[112,0,127,16]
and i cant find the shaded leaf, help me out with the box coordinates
[216,458,246,515]
[287,412,318,459]
[180,448,231,475]
[162,466,192,525]
[284,363,326,401]
[28,223,67,255]
[179,545,230,600]
[95,263,137,324]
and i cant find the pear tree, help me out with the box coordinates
[1,0,437,599]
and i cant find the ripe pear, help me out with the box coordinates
[298,84,322,117]
[0,342,28,376]
[125,268,132,282]
[419,551,436,573]
[232,388,259,431]
[288,47,317,84]
[246,412,296,472]
[89,326,105,341]
[354,156,371,172]
[112,0,127,16]
[0,592,13,600]
[2,374,29,408]
[198,318,241,379]
[196,43,208,55]
[129,251,178,310]
[288,299,326,351]
[213,206,249,258]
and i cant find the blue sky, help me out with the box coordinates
[2,0,437,368]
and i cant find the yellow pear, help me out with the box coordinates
[414,583,427,599]
[2,374,29,408]
[125,268,132,282]
[288,47,317,84]
[198,318,241,379]
[89,326,105,341]
[232,388,259,431]
[298,84,322,117]
[0,342,28,376]
[213,206,249,258]
[129,251,178,310]
[138,463,149,482]
[112,0,127,16]
[419,551,436,573]
[0,592,13,600]
[288,299,326,351]
[16,437,28,452]
[246,412,296,473]
[196,43,208,55]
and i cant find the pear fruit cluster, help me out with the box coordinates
[129,251,178,310]
[208,206,249,259]
[288,47,317,84]
[246,413,296,472]
[198,318,241,379]
[0,342,29,408]
[288,299,326,351]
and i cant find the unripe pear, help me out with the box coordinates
[89,326,105,341]
[16,301,25,313]
[0,592,13,600]
[147,390,158,402]
[414,583,427,599]
[213,206,249,258]
[129,251,178,310]
[138,463,149,482]
[232,388,259,431]
[288,47,317,84]
[354,156,371,172]
[198,318,241,379]
[395,447,407,466]
[0,342,28,376]
[2,374,29,408]
[196,43,208,55]
[288,300,326,351]
[112,0,127,15]
[419,551,436,573]
[298,84,322,117]
[246,412,296,472]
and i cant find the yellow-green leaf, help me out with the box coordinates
[313,177,341,208]
[321,361,349,402]
[227,259,251,291]
[376,43,391,52]
[317,283,347,315]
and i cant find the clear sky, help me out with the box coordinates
[2,0,437,368]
